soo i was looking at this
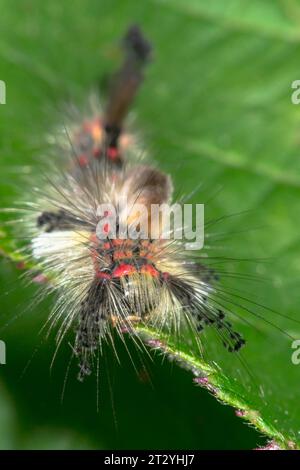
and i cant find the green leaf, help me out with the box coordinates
[0,382,17,450]
[1,0,300,449]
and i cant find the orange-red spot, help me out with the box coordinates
[107,147,119,161]
[113,251,126,260]
[112,249,133,260]
[82,118,102,142]
[140,264,159,277]
[79,154,89,167]
[91,123,102,142]
[113,263,137,277]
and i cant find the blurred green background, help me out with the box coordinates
[1,0,300,450]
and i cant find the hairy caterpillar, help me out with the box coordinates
[5,25,255,384]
